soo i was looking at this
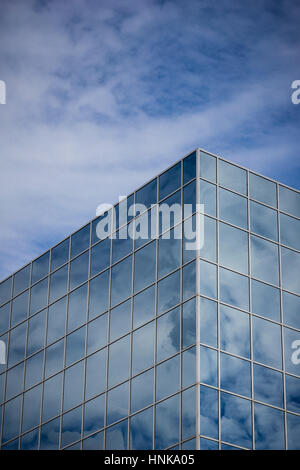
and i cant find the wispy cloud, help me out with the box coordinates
[0,0,299,279]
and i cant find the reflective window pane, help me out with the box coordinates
[65,326,86,366]
[220,304,250,358]
[158,230,181,279]
[51,238,69,272]
[133,285,155,329]
[8,322,27,366]
[200,346,217,387]
[219,160,247,195]
[84,394,105,436]
[67,283,88,332]
[112,226,133,264]
[182,298,196,349]
[92,209,112,246]
[63,360,84,411]
[254,364,283,408]
[45,338,64,378]
[251,279,280,322]
[254,403,284,450]
[111,255,132,306]
[281,247,300,295]
[182,261,195,302]
[47,297,66,345]
[69,250,89,290]
[282,291,300,330]
[40,417,60,449]
[156,354,180,401]
[21,428,39,450]
[200,297,217,348]
[159,162,181,201]
[136,178,157,210]
[61,406,82,448]
[279,185,300,218]
[219,188,248,229]
[0,276,12,306]
[88,269,109,320]
[250,201,278,241]
[49,264,68,303]
[0,302,10,335]
[130,407,153,450]
[249,173,277,207]
[287,413,300,450]
[42,373,62,422]
[85,348,107,400]
[107,381,129,425]
[131,368,154,413]
[87,313,107,355]
[106,419,128,450]
[134,242,156,293]
[221,392,252,448]
[22,384,42,432]
[286,374,300,414]
[220,267,249,312]
[2,396,22,443]
[200,260,217,300]
[32,251,50,284]
[182,386,196,441]
[13,265,30,296]
[221,353,251,397]
[182,346,196,388]
[253,316,282,369]
[90,238,110,277]
[132,321,154,375]
[82,430,104,450]
[108,335,130,387]
[200,151,216,182]
[6,362,24,400]
[183,151,196,184]
[200,180,216,217]
[157,270,180,314]
[200,216,217,263]
[134,207,157,250]
[201,438,218,450]
[219,223,248,274]
[200,385,218,439]
[183,215,196,263]
[280,213,300,251]
[71,224,90,259]
[284,327,300,376]
[155,394,179,449]
[25,350,44,389]
[159,189,181,234]
[157,308,180,362]
[30,278,48,315]
[11,290,28,327]
[110,299,131,342]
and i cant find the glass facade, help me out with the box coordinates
[0,148,299,450]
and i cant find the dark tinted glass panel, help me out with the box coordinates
[134,242,156,293]
[88,269,109,320]
[156,354,180,401]
[14,265,30,296]
[282,291,300,330]
[8,322,27,366]
[107,381,129,425]
[32,251,50,284]
[82,430,104,450]
[45,339,64,377]
[280,213,300,251]
[85,349,107,400]
[0,276,12,306]
[219,223,248,274]
[90,238,110,277]
[286,374,300,414]
[1,439,19,450]
[251,280,280,321]
[6,362,24,400]
[157,308,180,362]
[11,290,28,326]
[250,201,278,241]
[199,180,216,217]
[47,297,66,345]
[182,261,196,301]
[131,368,154,413]
[106,419,128,450]
[40,417,60,449]
[254,364,283,408]
[281,247,300,295]
[182,387,196,441]
[108,335,130,387]
[67,283,88,332]
[157,270,180,314]
[200,297,217,348]
[200,386,218,439]
[183,180,196,218]
[200,260,217,300]
[22,384,42,432]
[49,264,68,303]
[159,162,181,200]
[287,413,300,450]
[221,392,252,448]
[0,302,10,335]
[69,251,89,290]
[136,178,157,209]
[279,185,300,218]
[87,313,107,355]
[221,353,251,397]
[200,151,216,182]
[253,316,282,369]
[84,394,105,436]
[45,339,64,378]
[219,188,248,229]
[111,256,132,307]
[51,238,69,271]
[220,268,249,311]
[132,321,154,375]
[220,304,250,358]
[249,173,277,207]
[133,285,155,329]
[65,326,86,366]
[200,346,217,387]
[25,350,44,389]
[183,151,196,184]
[182,297,196,348]
[155,394,179,449]
[158,231,181,279]
[219,160,247,195]
[27,306,46,356]
[130,407,153,450]
[30,278,48,314]
[61,406,82,448]
[110,299,131,342]
[71,224,90,259]
[42,373,62,422]
[2,395,22,442]
[63,360,84,411]
[21,428,39,450]
[254,403,284,450]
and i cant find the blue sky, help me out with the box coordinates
[0,0,299,280]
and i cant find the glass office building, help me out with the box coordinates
[0,148,299,450]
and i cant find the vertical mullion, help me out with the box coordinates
[195,148,201,450]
